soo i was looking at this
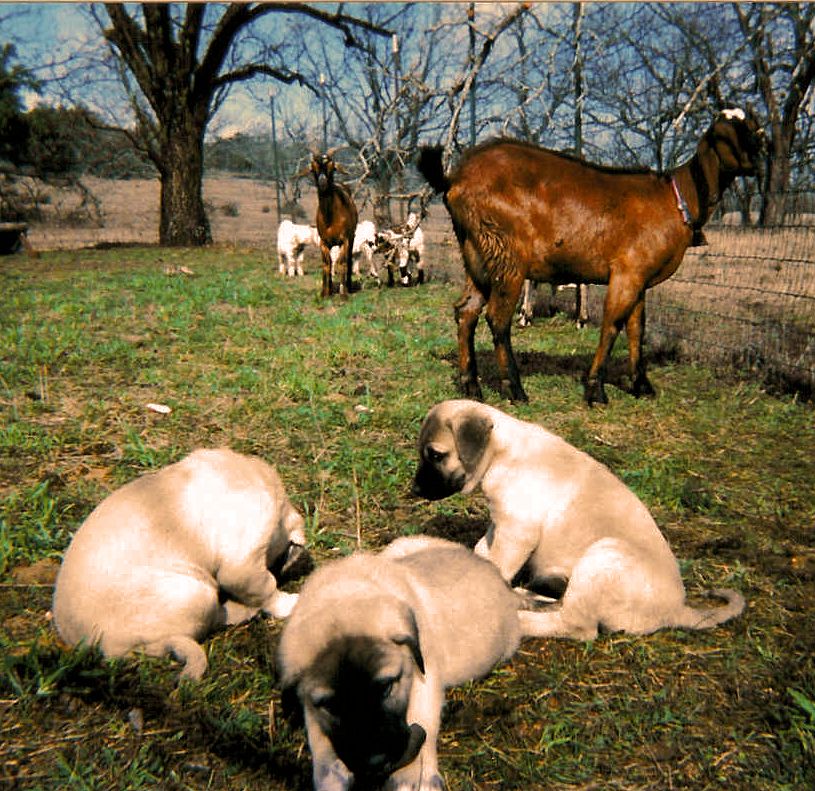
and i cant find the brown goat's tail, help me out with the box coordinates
[417,146,450,194]
[673,588,746,630]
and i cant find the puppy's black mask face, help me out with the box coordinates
[413,411,492,501]
[269,542,313,585]
[412,445,465,501]
[304,636,426,781]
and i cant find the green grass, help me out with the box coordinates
[1,246,814,789]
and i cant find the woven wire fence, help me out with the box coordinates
[646,221,814,400]
[542,205,815,400]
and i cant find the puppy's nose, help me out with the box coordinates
[367,753,389,772]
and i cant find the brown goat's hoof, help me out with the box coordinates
[632,376,656,398]
[584,380,608,406]
[461,380,483,401]
[501,379,528,403]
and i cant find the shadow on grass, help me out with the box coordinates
[436,347,678,400]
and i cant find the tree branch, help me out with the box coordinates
[103,4,157,109]
[211,63,316,94]
[443,4,530,159]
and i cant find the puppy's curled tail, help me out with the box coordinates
[143,635,208,681]
[672,588,746,630]
[417,146,450,195]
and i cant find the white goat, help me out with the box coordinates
[518,280,589,329]
[277,219,319,277]
[375,212,426,286]
[329,220,379,281]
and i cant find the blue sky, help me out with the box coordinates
[3,2,315,139]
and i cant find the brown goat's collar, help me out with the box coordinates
[670,176,708,247]
[670,177,692,226]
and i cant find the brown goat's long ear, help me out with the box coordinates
[294,164,312,179]
[449,412,493,476]
[392,608,425,675]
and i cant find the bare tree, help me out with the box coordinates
[95,3,389,246]
[734,3,815,225]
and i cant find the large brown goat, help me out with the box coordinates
[308,150,358,298]
[418,108,765,404]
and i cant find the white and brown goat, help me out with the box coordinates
[375,212,426,287]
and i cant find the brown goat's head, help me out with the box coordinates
[309,148,346,195]
[707,107,766,176]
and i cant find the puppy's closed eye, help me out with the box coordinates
[376,673,401,700]
[426,448,447,464]
[310,689,335,711]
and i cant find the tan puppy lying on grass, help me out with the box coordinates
[53,448,307,680]
[413,400,745,640]
[278,535,557,791]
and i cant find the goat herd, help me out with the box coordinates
[281,108,765,407]
[278,149,426,295]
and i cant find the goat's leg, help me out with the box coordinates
[585,277,638,405]
[398,245,411,286]
[486,278,528,402]
[363,246,379,282]
[626,296,655,397]
[344,239,356,294]
[416,252,425,284]
[320,243,333,298]
[576,284,589,329]
[454,277,486,400]
[335,242,348,296]
[518,280,534,327]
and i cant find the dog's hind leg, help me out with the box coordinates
[219,564,298,619]
[518,609,599,641]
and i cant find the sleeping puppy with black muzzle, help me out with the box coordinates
[278,534,557,791]
[52,448,310,680]
[413,400,746,640]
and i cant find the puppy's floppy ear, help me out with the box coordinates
[280,678,304,727]
[392,608,425,675]
[449,412,493,475]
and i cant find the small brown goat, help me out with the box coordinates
[418,108,765,404]
[308,150,358,298]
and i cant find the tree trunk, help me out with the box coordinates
[760,130,792,227]
[159,118,211,246]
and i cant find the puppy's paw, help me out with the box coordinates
[222,600,260,625]
[385,764,445,791]
[313,758,352,791]
[265,590,299,619]
[386,776,445,791]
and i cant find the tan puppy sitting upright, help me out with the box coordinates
[413,399,745,640]
[53,448,308,680]
[278,535,557,791]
